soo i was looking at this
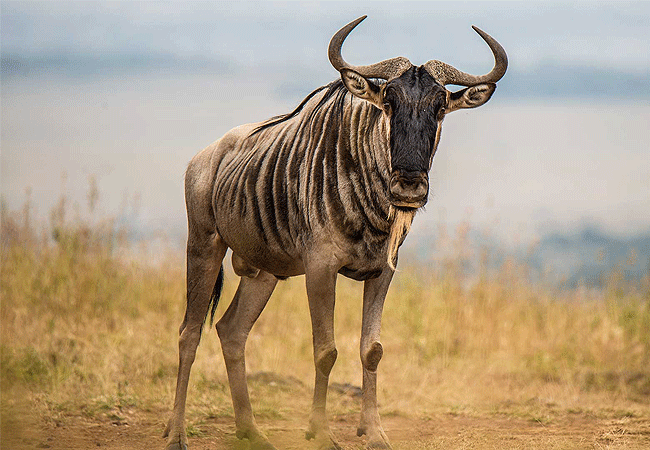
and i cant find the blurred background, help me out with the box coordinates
[2,1,649,286]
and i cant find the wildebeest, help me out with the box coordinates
[164,16,507,450]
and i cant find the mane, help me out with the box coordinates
[249,79,381,137]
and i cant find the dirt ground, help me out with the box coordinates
[5,402,650,450]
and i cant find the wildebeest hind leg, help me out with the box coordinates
[164,235,227,450]
[216,270,278,449]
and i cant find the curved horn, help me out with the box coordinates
[329,16,412,80]
[424,26,508,86]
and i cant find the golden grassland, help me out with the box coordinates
[1,197,650,449]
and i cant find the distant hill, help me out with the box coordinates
[1,53,234,79]
[531,226,650,287]
[502,62,650,100]
[402,223,650,288]
[3,53,649,101]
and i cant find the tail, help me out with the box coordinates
[206,265,225,328]
[179,265,225,338]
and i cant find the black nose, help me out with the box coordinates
[389,170,429,207]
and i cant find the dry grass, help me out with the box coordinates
[2,195,649,449]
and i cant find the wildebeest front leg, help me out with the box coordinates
[216,270,278,450]
[357,269,394,449]
[304,263,341,450]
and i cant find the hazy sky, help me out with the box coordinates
[3,1,649,72]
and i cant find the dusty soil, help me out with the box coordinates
[5,404,650,450]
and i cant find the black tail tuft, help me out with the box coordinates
[206,265,224,328]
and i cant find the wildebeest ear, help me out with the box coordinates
[340,69,383,108]
[447,83,496,112]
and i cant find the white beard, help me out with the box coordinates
[387,206,416,270]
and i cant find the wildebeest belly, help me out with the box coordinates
[216,218,305,278]
[338,265,383,281]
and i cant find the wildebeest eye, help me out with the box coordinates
[383,101,391,113]
[437,107,446,121]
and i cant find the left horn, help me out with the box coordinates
[424,26,508,86]
[329,16,412,80]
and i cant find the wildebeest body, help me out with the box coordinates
[200,81,394,280]
[165,15,507,450]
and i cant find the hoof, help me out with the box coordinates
[164,443,188,450]
[306,418,341,450]
[314,442,341,450]
[250,438,278,450]
[306,429,341,450]
[235,427,277,450]
[315,436,342,450]
[359,426,392,449]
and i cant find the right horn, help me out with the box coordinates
[328,16,413,80]
[424,26,508,86]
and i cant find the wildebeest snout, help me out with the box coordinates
[389,170,429,208]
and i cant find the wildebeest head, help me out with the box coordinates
[329,16,508,210]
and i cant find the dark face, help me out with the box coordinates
[383,66,447,209]
[341,63,496,210]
